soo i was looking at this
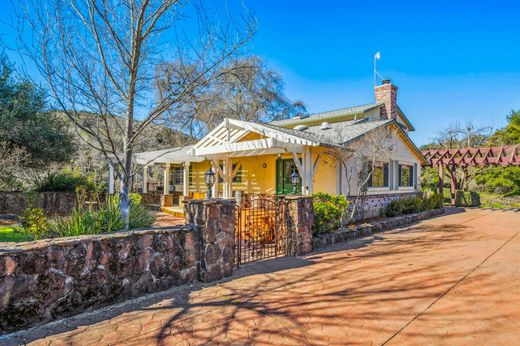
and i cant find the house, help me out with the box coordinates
[128,79,426,218]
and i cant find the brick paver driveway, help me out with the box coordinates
[4,208,520,345]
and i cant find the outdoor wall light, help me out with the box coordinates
[204,168,215,198]
[291,170,300,194]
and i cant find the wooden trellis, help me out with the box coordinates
[421,145,520,206]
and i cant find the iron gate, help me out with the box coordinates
[235,198,288,266]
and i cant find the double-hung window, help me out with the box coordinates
[367,161,389,188]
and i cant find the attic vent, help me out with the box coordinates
[320,122,332,130]
[294,125,308,131]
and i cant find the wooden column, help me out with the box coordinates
[183,161,190,197]
[108,162,115,195]
[142,165,148,193]
[212,161,219,198]
[163,163,170,195]
[450,166,456,207]
[438,163,444,196]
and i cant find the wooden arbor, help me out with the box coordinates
[422,145,520,206]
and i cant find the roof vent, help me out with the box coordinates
[320,122,332,130]
[294,125,308,131]
[292,112,309,120]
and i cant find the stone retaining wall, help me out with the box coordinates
[0,192,76,216]
[0,225,199,333]
[313,208,445,249]
[347,192,420,221]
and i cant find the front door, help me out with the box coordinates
[276,158,302,195]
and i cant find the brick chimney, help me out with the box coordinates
[374,79,398,120]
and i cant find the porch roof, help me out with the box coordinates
[192,118,343,158]
[134,145,205,165]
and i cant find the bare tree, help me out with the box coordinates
[428,120,493,191]
[324,126,395,223]
[157,55,306,139]
[16,0,255,227]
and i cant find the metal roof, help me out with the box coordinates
[134,144,204,165]
[270,103,381,127]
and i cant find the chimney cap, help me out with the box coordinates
[381,79,391,85]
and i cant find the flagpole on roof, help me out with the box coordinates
[373,51,381,87]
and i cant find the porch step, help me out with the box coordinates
[160,207,185,218]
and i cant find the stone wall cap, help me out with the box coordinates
[186,198,237,206]
[0,224,195,254]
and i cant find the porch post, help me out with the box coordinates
[183,161,190,197]
[108,162,115,195]
[142,165,148,193]
[223,158,232,198]
[163,163,170,195]
[212,161,219,198]
[306,148,314,195]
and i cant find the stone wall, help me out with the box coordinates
[286,196,314,256]
[184,199,236,282]
[0,192,76,216]
[347,192,420,221]
[313,208,445,249]
[0,225,200,333]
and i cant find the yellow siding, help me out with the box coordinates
[188,150,337,196]
[312,147,338,195]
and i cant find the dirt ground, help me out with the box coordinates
[3,208,520,345]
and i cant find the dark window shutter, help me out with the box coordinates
[383,163,389,187]
[413,163,418,188]
[367,161,373,187]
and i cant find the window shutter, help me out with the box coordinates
[394,160,399,190]
[413,163,418,189]
[367,161,372,187]
[388,161,394,190]
[383,163,389,187]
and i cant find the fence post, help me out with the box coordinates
[184,198,236,282]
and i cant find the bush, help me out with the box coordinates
[51,195,155,238]
[384,193,443,218]
[312,193,349,234]
[17,208,50,240]
[443,190,480,207]
[36,171,97,192]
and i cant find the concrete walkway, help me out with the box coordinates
[3,208,520,345]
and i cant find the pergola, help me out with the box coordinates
[192,118,329,197]
[421,145,520,206]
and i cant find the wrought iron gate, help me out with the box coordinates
[235,198,288,266]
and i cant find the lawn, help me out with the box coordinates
[0,226,34,242]
[480,193,520,209]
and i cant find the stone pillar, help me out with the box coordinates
[286,196,314,256]
[184,199,236,282]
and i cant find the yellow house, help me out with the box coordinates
[131,80,427,218]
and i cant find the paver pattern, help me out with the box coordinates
[3,208,520,345]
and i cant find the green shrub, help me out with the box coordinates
[384,193,443,218]
[443,190,480,207]
[51,195,155,237]
[312,193,349,234]
[129,193,142,206]
[36,171,96,192]
[17,208,49,240]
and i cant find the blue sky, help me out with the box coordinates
[243,0,520,145]
[1,1,519,146]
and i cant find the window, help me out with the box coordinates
[172,167,183,185]
[399,164,414,187]
[367,161,389,188]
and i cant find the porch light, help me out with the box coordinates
[291,170,300,194]
[204,168,215,198]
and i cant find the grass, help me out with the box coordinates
[480,193,520,209]
[0,226,34,242]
